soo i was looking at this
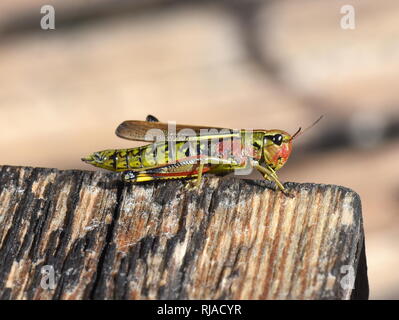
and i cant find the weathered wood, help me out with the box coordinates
[0,165,368,300]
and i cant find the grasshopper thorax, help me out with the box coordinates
[262,130,293,171]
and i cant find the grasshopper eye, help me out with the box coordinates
[272,134,283,146]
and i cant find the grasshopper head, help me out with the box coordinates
[262,130,293,171]
[81,150,116,170]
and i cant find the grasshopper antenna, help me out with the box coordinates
[291,115,324,141]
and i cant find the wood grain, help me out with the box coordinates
[0,165,368,299]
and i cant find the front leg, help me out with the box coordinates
[251,161,288,194]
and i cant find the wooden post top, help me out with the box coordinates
[0,165,368,300]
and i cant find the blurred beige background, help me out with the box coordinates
[1,0,399,299]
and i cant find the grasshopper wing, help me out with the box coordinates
[115,119,239,142]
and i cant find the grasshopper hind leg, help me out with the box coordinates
[122,170,156,183]
[121,161,207,187]
[121,169,199,184]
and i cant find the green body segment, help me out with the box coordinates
[83,131,266,172]
[82,129,293,188]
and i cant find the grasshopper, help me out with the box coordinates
[82,115,322,194]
